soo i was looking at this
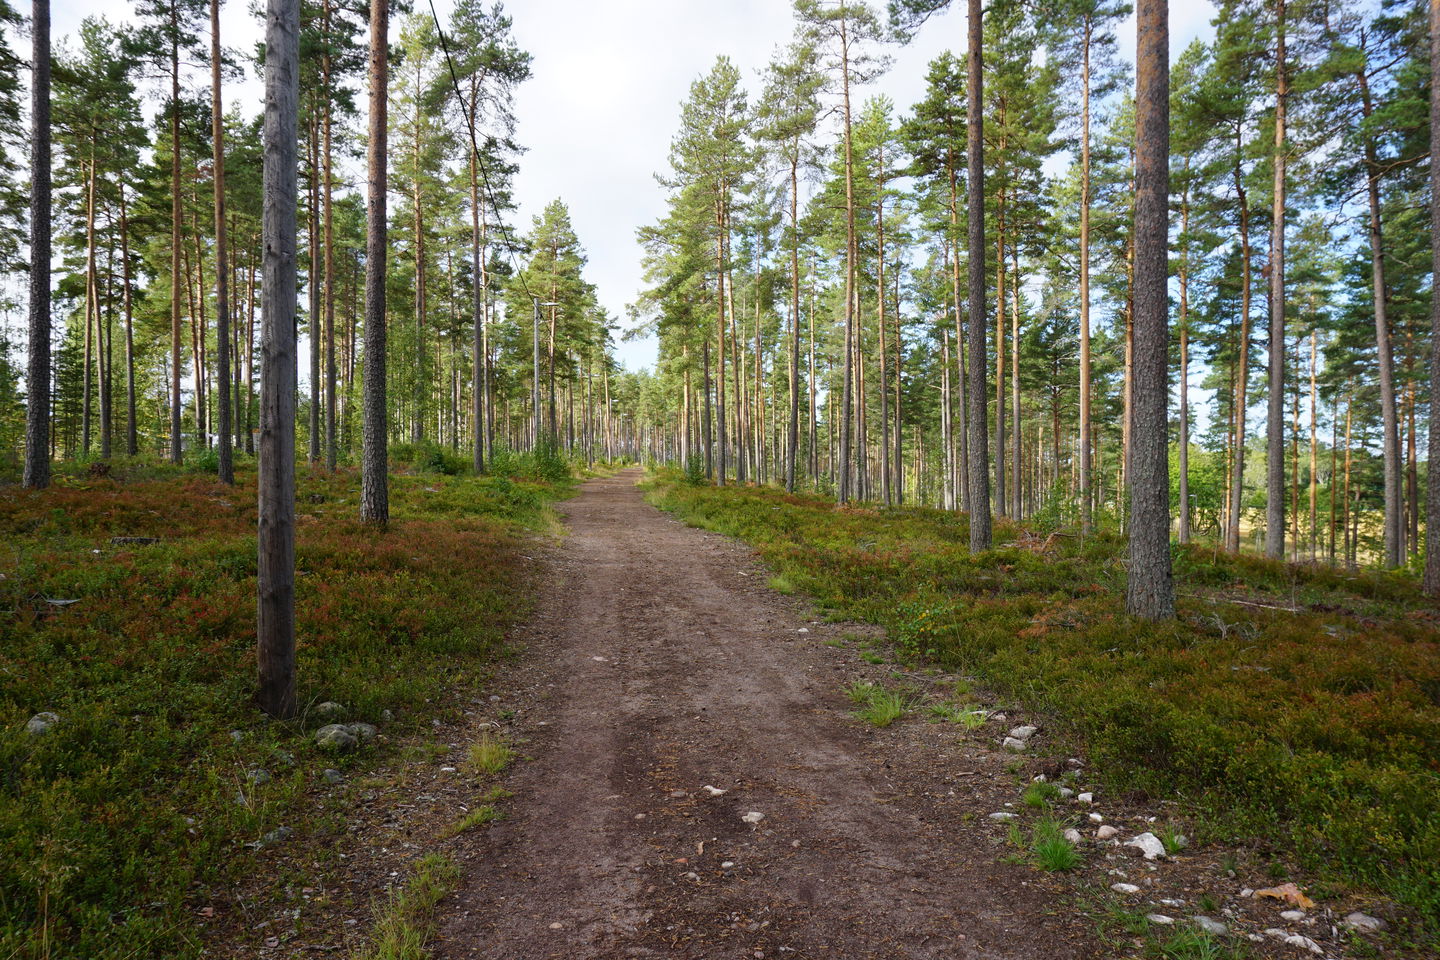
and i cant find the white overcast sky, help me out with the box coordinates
[48,0,1219,372]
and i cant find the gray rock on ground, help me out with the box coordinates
[25,712,60,735]
[313,701,345,719]
[1125,832,1167,860]
[1343,911,1386,933]
[1192,916,1228,936]
[315,724,359,752]
[1001,736,1027,753]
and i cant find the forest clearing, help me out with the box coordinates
[4,0,1440,957]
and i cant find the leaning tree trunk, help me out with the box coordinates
[257,0,300,719]
[23,0,51,489]
[1127,0,1174,621]
[966,0,991,551]
[1264,0,1288,560]
[1426,0,1440,594]
[213,0,233,483]
[360,0,390,525]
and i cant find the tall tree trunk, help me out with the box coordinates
[1225,152,1253,553]
[361,0,390,525]
[309,119,322,462]
[120,183,137,456]
[838,14,856,503]
[1356,71,1403,568]
[995,174,1008,517]
[24,0,51,488]
[1010,243,1021,519]
[469,114,486,473]
[1127,0,1174,620]
[1428,0,1440,592]
[323,0,337,472]
[786,156,801,491]
[1178,172,1191,543]
[82,151,96,456]
[966,0,991,551]
[1309,330,1318,561]
[169,4,183,464]
[213,0,233,482]
[257,0,300,718]
[1264,0,1288,560]
[1079,13,1094,534]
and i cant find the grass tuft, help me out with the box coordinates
[352,853,461,960]
[1022,781,1062,808]
[1031,818,1083,871]
[468,731,515,775]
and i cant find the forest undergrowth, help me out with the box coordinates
[0,448,579,959]
[644,469,1440,942]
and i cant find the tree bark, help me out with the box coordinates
[1126,0,1174,620]
[213,0,233,482]
[120,183,138,456]
[323,0,337,472]
[257,0,300,719]
[169,3,184,464]
[1427,0,1440,592]
[1079,14,1094,533]
[966,0,991,551]
[1264,0,1288,560]
[786,156,801,491]
[24,0,51,488]
[361,0,390,525]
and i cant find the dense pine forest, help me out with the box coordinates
[2,0,1439,575]
[4,0,1440,957]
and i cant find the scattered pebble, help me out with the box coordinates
[1146,914,1174,925]
[1008,725,1037,740]
[741,811,765,825]
[1111,883,1141,895]
[1192,916,1228,936]
[1125,832,1167,860]
[1280,909,1305,922]
[1343,911,1386,933]
[1077,792,1094,804]
[548,922,563,930]
[322,769,344,784]
[1088,813,1104,824]
[313,701,345,719]
[702,785,727,796]
[440,766,458,773]
[1057,787,1075,800]
[721,861,735,869]
[1283,934,1323,954]
[1096,825,1119,840]
[1063,828,1082,844]
[1001,737,1027,753]
[988,812,1016,821]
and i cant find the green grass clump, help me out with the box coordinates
[1022,780,1063,809]
[1031,819,1083,871]
[0,462,572,958]
[643,470,1440,935]
[845,681,910,727]
[1146,928,1250,960]
[468,731,515,775]
[352,853,461,960]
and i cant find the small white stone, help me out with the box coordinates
[1057,787,1075,799]
[1146,914,1175,925]
[741,811,765,825]
[1240,888,1255,898]
[439,766,457,773]
[702,785,728,796]
[1063,828,1083,844]
[1192,916,1228,936]
[1096,825,1119,840]
[548,922,564,930]
[1343,911,1386,933]
[721,861,735,869]
[1283,934,1323,954]
[1111,883,1141,894]
[1009,725,1038,740]
[1089,813,1104,823]
[988,812,1016,821]
[1002,736,1027,753]
[1280,910,1306,922]
[1077,792,1094,804]
[1125,832,1167,860]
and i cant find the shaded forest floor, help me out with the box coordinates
[643,470,1440,954]
[0,452,578,959]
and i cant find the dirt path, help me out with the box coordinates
[435,469,1099,959]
